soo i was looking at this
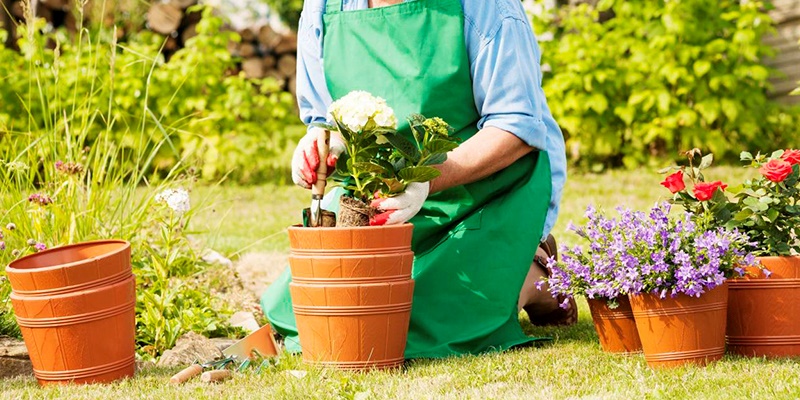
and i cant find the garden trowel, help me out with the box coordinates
[309,129,330,227]
[221,324,280,361]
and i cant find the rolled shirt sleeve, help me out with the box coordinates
[470,17,548,151]
[295,2,331,128]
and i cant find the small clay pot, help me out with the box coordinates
[727,256,800,358]
[6,240,135,385]
[629,284,728,368]
[587,297,642,354]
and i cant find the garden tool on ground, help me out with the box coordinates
[221,323,280,361]
[169,355,237,384]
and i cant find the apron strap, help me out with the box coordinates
[325,0,343,13]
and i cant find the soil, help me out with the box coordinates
[338,196,375,227]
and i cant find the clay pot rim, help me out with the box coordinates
[9,274,134,302]
[5,239,130,274]
[754,255,800,262]
[289,280,414,289]
[288,223,413,232]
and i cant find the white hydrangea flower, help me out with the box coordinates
[155,188,191,215]
[328,91,397,132]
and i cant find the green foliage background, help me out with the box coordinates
[0,6,301,185]
[530,0,799,170]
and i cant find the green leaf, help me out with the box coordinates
[425,139,459,155]
[740,151,753,161]
[381,178,406,194]
[352,162,387,175]
[693,60,712,77]
[699,153,714,169]
[310,122,336,131]
[385,134,420,163]
[733,208,753,221]
[398,166,441,183]
[423,152,447,166]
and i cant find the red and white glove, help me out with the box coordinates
[291,128,346,189]
[370,182,429,226]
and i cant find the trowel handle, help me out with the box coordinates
[312,129,330,197]
[201,369,232,383]
[170,364,203,384]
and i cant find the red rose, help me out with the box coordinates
[780,149,800,166]
[693,181,727,201]
[661,170,686,193]
[759,159,793,183]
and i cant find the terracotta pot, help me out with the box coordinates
[629,284,728,368]
[5,240,135,385]
[290,280,414,369]
[727,256,800,358]
[288,224,414,370]
[587,297,642,354]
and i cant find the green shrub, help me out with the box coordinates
[0,5,301,185]
[530,0,800,169]
[0,4,242,357]
[262,0,303,30]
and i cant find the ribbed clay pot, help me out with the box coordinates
[587,297,642,354]
[727,256,800,358]
[5,240,135,385]
[629,283,728,368]
[288,224,414,370]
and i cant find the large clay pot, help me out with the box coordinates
[587,297,642,354]
[5,240,135,385]
[629,283,728,368]
[288,224,414,370]
[727,256,800,358]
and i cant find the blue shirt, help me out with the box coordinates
[296,0,567,239]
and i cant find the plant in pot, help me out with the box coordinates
[661,148,800,358]
[542,205,644,354]
[287,91,458,370]
[548,202,759,368]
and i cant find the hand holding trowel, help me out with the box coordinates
[304,129,336,227]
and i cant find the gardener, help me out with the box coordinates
[262,0,570,358]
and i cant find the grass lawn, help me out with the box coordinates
[4,166,800,399]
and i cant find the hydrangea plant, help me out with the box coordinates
[544,203,762,308]
[313,91,459,225]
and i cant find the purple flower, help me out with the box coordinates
[0,241,5,250]
[34,243,46,252]
[28,193,53,206]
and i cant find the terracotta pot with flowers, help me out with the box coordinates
[543,207,643,354]
[661,149,800,358]
[287,91,459,370]
[547,202,759,368]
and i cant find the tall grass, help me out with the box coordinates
[0,1,238,356]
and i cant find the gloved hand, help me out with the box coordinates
[370,182,429,226]
[291,128,346,189]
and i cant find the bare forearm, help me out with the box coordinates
[429,126,534,194]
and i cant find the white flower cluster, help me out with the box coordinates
[328,91,397,133]
[155,188,191,215]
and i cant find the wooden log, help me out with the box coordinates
[277,54,297,78]
[181,23,197,43]
[227,39,240,56]
[262,55,277,70]
[164,36,180,52]
[242,57,265,79]
[147,3,182,35]
[288,76,297,96]
[239,42,257,58]
[11,1,25,19]
[258,24,282,50]
[40,0,69,11]
[274,33,297,54]
[168,0,197,9]
[182,7,202,26]
[240,27,256,42]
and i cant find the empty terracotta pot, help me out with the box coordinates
[629,283,728,368]
[727,256,800,358]
[587,297,642,354]
[288,224,415,370]
[5,240,135,385]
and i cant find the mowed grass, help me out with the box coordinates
[5,166,799,400]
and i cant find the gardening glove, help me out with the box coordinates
[291,128,346,189]
[369,182,429,226]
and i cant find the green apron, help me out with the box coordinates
[261,0,553,358]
